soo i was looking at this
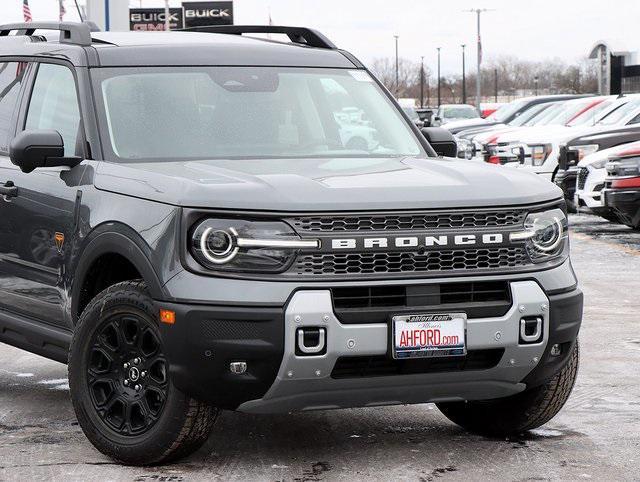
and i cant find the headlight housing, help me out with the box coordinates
[510,208,568,263]
[190,218,318,273]
[528,144,553,166]
[568,144,599,162]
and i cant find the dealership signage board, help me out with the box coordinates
[130,8,185,31]
[183,2,234,27]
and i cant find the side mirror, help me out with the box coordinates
[421,127,457,158]
[10,130,82,173]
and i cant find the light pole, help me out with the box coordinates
[164,0,171,31]
[437,47,441,107]
[420,56,425,108]
[465,8,493,113]
[394,35,399,96]
[461,44,467,104]
[534,75,539,96]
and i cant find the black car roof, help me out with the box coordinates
[0,24,358,69]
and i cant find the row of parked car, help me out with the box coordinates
[441,94,640,230]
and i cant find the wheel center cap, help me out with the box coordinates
[129,366,140,381]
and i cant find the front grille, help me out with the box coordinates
[293,247,528,276]
[577,167,589,190]
[332,281,512,323]
[331,349,505,378]
[289,210,526,232]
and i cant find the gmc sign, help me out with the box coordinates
[129,8,184,31]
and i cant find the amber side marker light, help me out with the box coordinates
[160,309,176,325]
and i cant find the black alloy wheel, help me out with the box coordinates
[87,313,168,436]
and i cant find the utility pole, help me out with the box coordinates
[461,44,467,104]
[534,75,539,96]
[394,35,399,96]
[164,0,171,31]
[465,8,493,113]
[420,56,425,108]
[494,68,498,102]
[437,47,441,107]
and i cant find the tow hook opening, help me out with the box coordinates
[295,327,327,356]
[519,316,543,344]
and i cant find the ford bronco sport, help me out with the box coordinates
[0,22,582,465]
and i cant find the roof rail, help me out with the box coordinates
[0,21,97,46]
[179,25,337,49]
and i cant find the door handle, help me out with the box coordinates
[0,181,18,199]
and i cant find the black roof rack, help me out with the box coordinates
[178,25,337,49]
[0,21,98,46]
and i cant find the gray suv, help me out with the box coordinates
[0,22,582,465]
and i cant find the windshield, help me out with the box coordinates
[527,102,565,126]
[442,106,478,119]
[510,102,555,127]
[567,98,614,126]
[93,67,425,161]
[487,98,529,122]
[596,98,640,126]
[542,99,602,126]
[402,106,419,119]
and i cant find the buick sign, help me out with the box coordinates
[183,1,234,27]
[129,8,184,30]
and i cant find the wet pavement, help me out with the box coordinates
[0,212,638,481]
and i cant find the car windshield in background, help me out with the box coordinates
[94,67,425,161]
[596,98,640,126]
[486,98,529,122]
[510,102,555,127]
[567,98,615,126]
[402,106,419,119]
[443,107,478,119]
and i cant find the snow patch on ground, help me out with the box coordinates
[38,378,68,386]
[530,428,564,437]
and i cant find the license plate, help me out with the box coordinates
[392,313,466,359]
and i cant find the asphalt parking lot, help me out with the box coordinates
[0,213,637,481]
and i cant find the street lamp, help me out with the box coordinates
[437,47,441,107]
[420,56,425,108]
[461,44,467,104]
[394,35,399,96]
[465,8,494,113]
[534,75,539,96]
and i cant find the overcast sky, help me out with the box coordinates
[1,0,639,75]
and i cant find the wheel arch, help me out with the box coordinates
[70,223,165,324]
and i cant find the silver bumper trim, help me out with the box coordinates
[238,281,550,414]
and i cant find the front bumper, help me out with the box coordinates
[158,268,582,413]
[603,187,640,227]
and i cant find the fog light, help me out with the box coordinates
[229,361,247,374]
[550,344,562,356]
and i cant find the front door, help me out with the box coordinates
[0,62,86,328]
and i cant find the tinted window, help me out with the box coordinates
[0,62,26,152]
[25,64,80,156]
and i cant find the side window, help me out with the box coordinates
[0,62,26,153]
[25,64,81,156]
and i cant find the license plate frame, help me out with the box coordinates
[391,312,467,360]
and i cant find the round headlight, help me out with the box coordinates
[529,216,563,252]
[200,227,239,264]
[511,208,568,263]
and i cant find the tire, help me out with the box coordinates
[437,340,579,437]
[68,280,217,465]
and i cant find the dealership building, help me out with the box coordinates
[590,40,640,95]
